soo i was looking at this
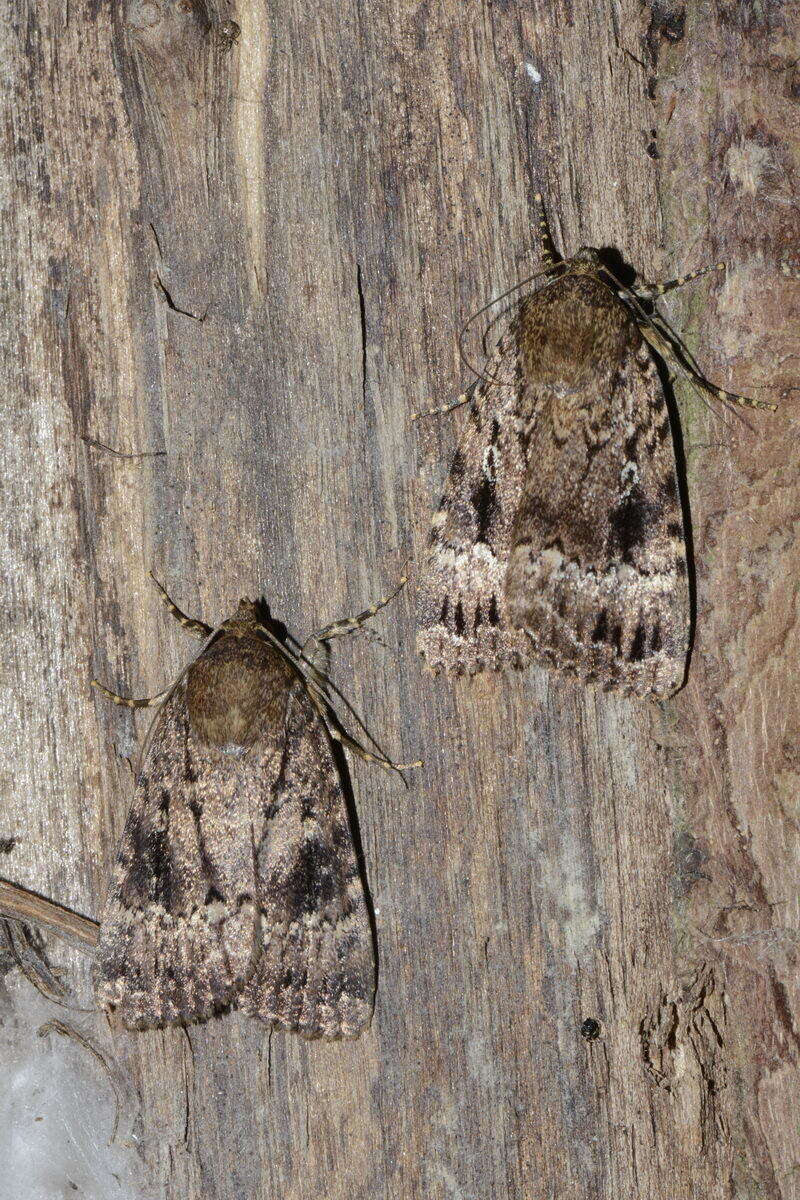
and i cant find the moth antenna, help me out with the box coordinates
[81,435,166,460]
[479,296,522,358]
[455,260,568,393]
[254,619,390,764]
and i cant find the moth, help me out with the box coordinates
[93,575,416,1038]
[417,195,774,698]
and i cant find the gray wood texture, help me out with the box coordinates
[2,0,799,1197]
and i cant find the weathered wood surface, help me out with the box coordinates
[2,0,799,1197]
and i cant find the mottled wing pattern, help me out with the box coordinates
[94,679,271,1028]
[417,323,532,673]
[504,276,689,697]
[240,683,374,1039]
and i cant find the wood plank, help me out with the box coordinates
[1,0,797,1196]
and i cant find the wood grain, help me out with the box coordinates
[2,0,798,1196]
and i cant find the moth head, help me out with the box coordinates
[569,247,604,276]
[223,598,265,634]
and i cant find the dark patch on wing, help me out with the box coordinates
[470,476,500,544]
[121,805,173,910]
[628,624,647,663]
[277,834,340,915]
[608,486,662,563]
[592,609,609,643]
[450,449,466,480]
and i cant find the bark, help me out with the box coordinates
[2,0,798,1196]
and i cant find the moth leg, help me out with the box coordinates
[638,322,777,413]
[634,261,725,299]
[306,575,409,648]
[534,192,561,271]
[305,685,422,775]
[412,384,476,422]
[91,679,170,708]
[149,571,212,639]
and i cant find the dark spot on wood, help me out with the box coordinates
[454,600,466,636]
[673,830,709,896]
[205,885,225,905]
[217,18,240,44]
[661,9,685,40]
[667,522,682,538]
[650,623,662,653]
[487,595,500,626]
[580,1017,601,1040]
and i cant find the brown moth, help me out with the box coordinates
[93,575,415,1038]
[417,195,773,698]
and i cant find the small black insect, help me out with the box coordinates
[580,1017,601,1041]
[216,18,240,45]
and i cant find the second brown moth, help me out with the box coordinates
[93,575,415,1038]
[417,195,773,698]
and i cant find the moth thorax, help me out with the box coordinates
[187,638,282,751]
